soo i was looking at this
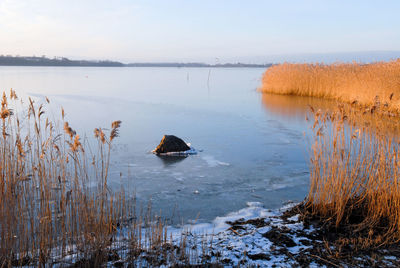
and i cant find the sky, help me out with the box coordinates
[0,0,400,63]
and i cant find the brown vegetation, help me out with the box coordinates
[260,62,400,261]
[260,60,400,115]
[0,90,129,266]
[0,90,210,267]
[303,103,400,249]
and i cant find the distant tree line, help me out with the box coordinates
[0,55,124,67]
[0,55,272,68]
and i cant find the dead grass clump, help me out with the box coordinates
[260,60,400,114]
[304,104,400,249]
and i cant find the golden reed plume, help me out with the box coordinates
[260,59,400,115]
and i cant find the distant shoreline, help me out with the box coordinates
[0,56,272,68]
[125,63,273,68]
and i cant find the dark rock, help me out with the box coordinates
[154,135,190,154]
[247,253,271,261]
[263,228,297,247]
[226,217,270,228]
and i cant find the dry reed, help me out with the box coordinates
[305,104,400,248]
[0,90,209,267]
[0,90,130,266]
[260,60,400,115]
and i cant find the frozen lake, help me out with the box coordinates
[0,66,317,224]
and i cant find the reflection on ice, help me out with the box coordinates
[156,155,188,166]
[261,93,338,120]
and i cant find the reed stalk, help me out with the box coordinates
[0,90,202,266]
[306,104,400,248]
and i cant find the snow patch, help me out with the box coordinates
[202,155,230,167]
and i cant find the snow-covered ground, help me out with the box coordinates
[28,201,400,267]
[50,202,321,267]
[167,201,320,267]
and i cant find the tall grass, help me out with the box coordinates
[0,90,128,265]
[260,60,400,115]
[0,90,208,266]
[306,104,400,248]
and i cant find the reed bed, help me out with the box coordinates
[304,104,400,249]
[0,90,209,267]
[0,90,127,266]
[260,60,400,115]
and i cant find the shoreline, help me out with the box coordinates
[0,56,272,68]
[38,201,400,267]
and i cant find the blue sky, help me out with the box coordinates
[0,0,399,63]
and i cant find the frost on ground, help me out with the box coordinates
[175,201,329,267]
[30,202,400,267]
[181,201,317,267]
